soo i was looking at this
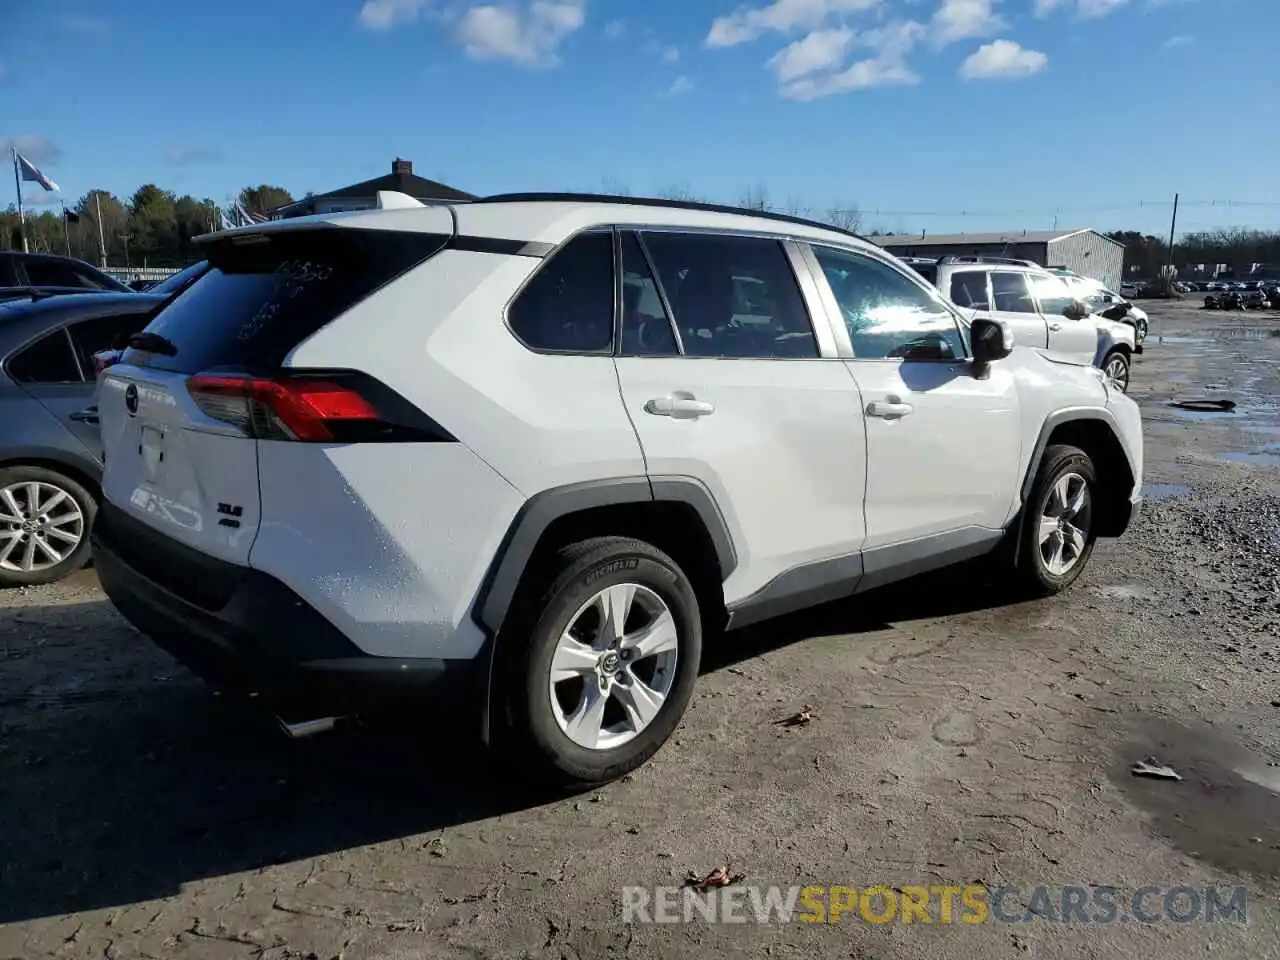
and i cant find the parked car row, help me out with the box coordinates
[1203,285,1280,310]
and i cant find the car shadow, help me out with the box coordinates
[0,562,1024,924]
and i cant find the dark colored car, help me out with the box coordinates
[145,260,211,298]
[0,292,163,586]
[0,252,132,304]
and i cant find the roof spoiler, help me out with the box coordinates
[375,190,425,210]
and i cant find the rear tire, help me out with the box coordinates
[497,536,702,788]
[1013,445,1098,597]
[0,466,96,588]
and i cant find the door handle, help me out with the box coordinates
[644,395,715,419]
[1048,322,1063,331]
[70,406,99,425]
[866,399,914,420]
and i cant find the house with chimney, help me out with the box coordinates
[272,158,475,219]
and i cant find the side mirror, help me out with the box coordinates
[1062,300,1091,321]
[970,317,1013,373]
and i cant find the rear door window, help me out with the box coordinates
[21,258,87,288]
[7,329,83,383]
[68,312,152,373]
[991,272,1035,312]
[121,230,446,374]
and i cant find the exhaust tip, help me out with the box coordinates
[277,716,341,739]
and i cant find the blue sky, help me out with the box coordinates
[1,0,1276,236]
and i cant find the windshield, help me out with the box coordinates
[147,261,208,297]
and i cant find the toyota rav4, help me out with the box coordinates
[92,193,1144,786]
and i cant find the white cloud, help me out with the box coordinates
[358,0,429,29]
[644,39,681,62]
[706,0,881,48]
[456,1,585,66]
[780,56,918,99]
[960,38,1047,78]
[604,18,626,39]
[1,135,62,166]
[931,0,1004,44]
[1035,0,1129,16]
[862,18,926,57]
[767,27,854,81]
[666,75,695,96]
[1162,33,1191,48]
[1078,0,1128,15]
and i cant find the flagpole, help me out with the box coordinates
[61,202,71,256]
[11,146,28,254]
[94,193,107,267]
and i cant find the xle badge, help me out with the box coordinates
[217,502,244,529]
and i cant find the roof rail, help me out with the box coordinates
[476,191,872,245]
[938,255,1041,268]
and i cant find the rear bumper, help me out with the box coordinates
[92,503,483,718]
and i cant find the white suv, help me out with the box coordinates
[91,194,1144,786]
[936,257,1139,392]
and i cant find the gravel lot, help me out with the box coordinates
[2,298,1278,960]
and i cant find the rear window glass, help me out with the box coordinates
[7,329,83,383]
[122,230,446,373]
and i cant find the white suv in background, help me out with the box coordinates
[91,194,1144,786]
[937,257,1139,392]
[1049,268,1150,344]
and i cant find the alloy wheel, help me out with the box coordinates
[548,583,679,750]
[1105,354,1130,392]
[1038,472,1091,577]
[0,481,85,573]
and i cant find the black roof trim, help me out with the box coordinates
[477,192,872,245]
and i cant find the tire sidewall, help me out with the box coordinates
[521,548,702,783]
[0,466,96,587]
[1104,351,1130,392]
[1024,450,1097,592]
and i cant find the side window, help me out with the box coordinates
[1028,275,1077,318]
[68,312,150,372]
[21,259,81,289]
[641,232,817,359]
[508,231,615,353]
[812,246,965,361]
[949,271,991,309]
[991,272,1036,313]
[70,265,113,290]
[0,255,18,286]
[6,329,84,384]
[619,233,679,357]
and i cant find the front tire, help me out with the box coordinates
[1013,445,1098,597]
[501,536,702,787]
[1102,349,1131,393]
[0,466,96,588]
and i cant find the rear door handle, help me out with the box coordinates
[644,395,715,419]
[866,400,914,420]
[70,406,99,424]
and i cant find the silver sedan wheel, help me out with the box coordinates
[0,481,85,573]
[549,583,679,751]
[1104,353,1130,391]
[1038,472,1091,577]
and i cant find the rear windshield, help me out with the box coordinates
[906,262,937,285]
[121,229,446,373]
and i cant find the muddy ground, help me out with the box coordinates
[2,298,1278,960]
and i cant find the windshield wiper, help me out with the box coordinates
[125,331,179,356]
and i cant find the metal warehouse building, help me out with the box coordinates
[873,229,1125,292]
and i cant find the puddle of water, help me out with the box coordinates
[1114,718,1280,879]
[1144,483,1191,502]
[1221,450,1280,468]
[1156,335,1213,345]
[1093,584,1147,599]
[1173,407,1240,421]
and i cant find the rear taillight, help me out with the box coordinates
[185,372,451,443]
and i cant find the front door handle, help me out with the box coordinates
[866,399,914,420]
[70,406,99,425]
[644,394,715,419]
[1048,322,1063,331]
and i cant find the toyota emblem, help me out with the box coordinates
[124,383,139,415]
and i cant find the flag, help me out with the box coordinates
[16,152,59,192]
[218,209,234,231]
[235,201,267,225]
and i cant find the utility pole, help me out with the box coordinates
[60,201,71,256]
[1165,192,1179,284]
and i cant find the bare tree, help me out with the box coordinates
[600,176,632,197]
[655,182,703,202]
[738,184,771,212]
[824,204,863,232]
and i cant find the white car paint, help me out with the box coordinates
[96,198,1144,671]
